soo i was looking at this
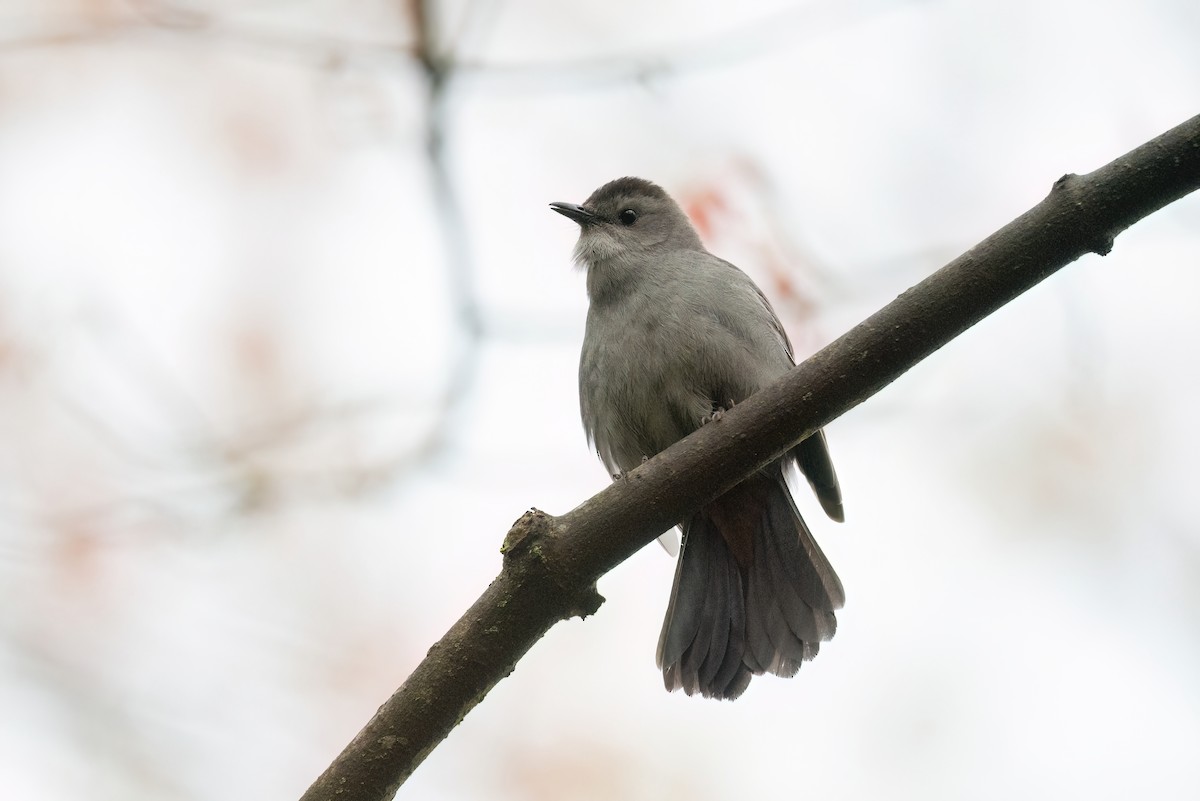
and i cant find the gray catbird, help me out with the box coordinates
[551,177,845,700]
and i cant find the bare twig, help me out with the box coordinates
[3,0,910,90]
[453,0,921,91]
[299,115,1200,801]
[404,0,490,466]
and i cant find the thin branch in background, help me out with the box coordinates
[0,2,493,521]
[36,302,441,527]
[453,0,926,91]
[404,0,490,463]
[443,0,507,62]
[124,0,211,29]
[409,0,481,340]
[0,9,416,72]
[3,0,915,93]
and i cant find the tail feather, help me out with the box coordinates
[657,514,752,699]
[741,568,769,674]
[763,482,845,611]
[710,570,749,696]
[749,535,809,676]
[656,526,708,671]
[658,471,842,700]
[678,531,724,689]
[759,513,823,643]
[694,546,733,690]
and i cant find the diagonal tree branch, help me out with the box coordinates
[299,113,1200,801]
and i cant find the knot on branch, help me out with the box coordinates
[501,508,553,556]
[500,508,605,621]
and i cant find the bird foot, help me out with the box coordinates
[701,400,736,426]
[612,455,650,481]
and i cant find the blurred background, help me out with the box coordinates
[1,1,1198,799]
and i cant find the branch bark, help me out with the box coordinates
[300,113,1200,801]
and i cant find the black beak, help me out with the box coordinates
[549,201,596,225]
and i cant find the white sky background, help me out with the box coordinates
[1,0,1198,799]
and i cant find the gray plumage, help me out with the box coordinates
[551,177,844,700]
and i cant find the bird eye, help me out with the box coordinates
[618,209,638,226]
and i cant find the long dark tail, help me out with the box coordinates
[656,471,844,700]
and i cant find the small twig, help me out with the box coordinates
[452,0,918,91]
[3,0,909,90]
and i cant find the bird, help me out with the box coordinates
[551,176,845,700]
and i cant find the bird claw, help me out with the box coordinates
[612,455,650,481]
[701,399,736,426]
